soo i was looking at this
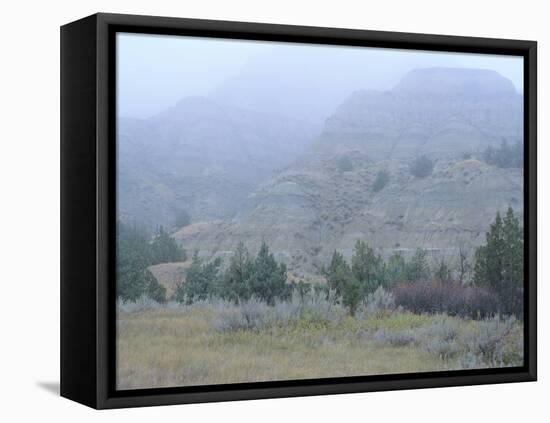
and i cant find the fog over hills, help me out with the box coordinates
[172,68,522,278]
[208,47,502,125]
[115,35,527,382]
[316,67,523,160]
[118,66,523,282]
[117,96,319,227]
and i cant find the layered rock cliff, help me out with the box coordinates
[170,68,524,281]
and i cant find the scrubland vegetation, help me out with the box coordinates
[115,65,525,389]
[116,208,524,389]
[117,223,186,302]
[117,294,522,389]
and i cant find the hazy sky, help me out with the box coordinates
[117,32,524,120]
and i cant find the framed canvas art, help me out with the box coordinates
[60,13,537,409]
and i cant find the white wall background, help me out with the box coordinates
[1,0,546,420]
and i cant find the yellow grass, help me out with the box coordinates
[116,308,466,390]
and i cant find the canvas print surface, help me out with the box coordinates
[115,33,525,390]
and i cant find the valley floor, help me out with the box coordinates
[116,303,523,390]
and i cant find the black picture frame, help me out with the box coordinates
[60,12,537,409]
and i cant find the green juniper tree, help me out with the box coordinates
[502,207,524,315]
[326,250,361,316]
[474,207,523,315]
[406,248,430,283]
[221,241,255,304]
[502,208,524,280]
[144,269,167,303]
[341,275,362,317]
[474,212,505,290]
[351,240,386,297]
[175,253,222,304]
[150,226,186,264]
[325,250,349,300]
[386,252,407,287]
[116,222,152,302]
[250,242,290,305]
[116,221,185,302]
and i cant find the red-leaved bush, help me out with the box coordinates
[393,282,500,319]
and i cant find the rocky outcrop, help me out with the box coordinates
[172,68,524,281]
[173,157,523,279]
[318,68,522,160]
[117,97,318,228]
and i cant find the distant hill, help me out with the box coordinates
[117,96,319,229]
[208,48,498,125]
[172,68,524,281]
[316,67,523,160]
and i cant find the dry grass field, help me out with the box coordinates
[116,300,523,390]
